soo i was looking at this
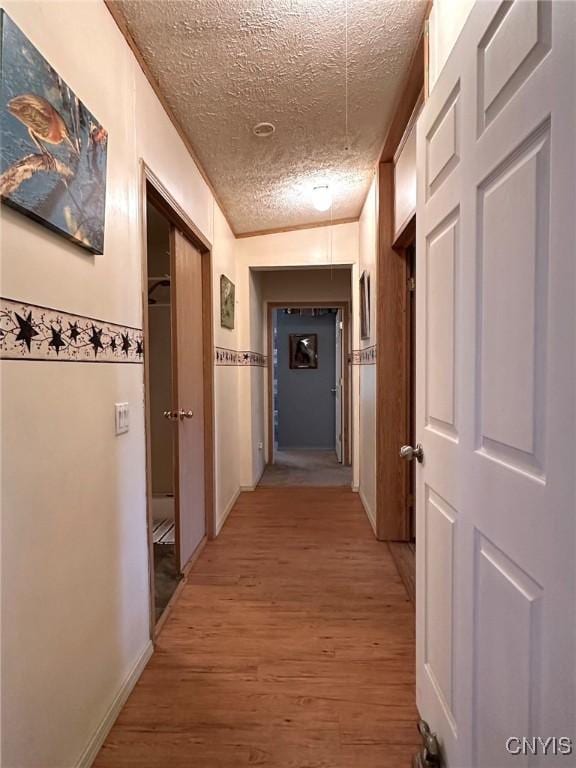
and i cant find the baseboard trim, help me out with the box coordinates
[359,488,378,538]
[216,487,241,535]
[239,463,266,492]
[154,536,207,638]
[181,536,207,577]
[76,640,153,768]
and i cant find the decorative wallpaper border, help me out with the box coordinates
[349,346,377,365]
[0,297,144,363]
[215,347,267,367]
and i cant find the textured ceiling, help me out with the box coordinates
[116,0,426,234]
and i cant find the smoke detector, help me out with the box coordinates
[253,122,276,137]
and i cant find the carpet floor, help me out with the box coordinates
[153,543,180,621]
[259,449,353,487]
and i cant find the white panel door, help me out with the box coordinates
[335,309,343,462]
[415,2,575,766]
[173,230,206,569]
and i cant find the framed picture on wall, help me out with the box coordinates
[360,270,371,340]
[220,274,235,329]
[0,11,108,254]
[289,333,318,369]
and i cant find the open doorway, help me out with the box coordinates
[142,166,215,634]
[146,201,179,622]
[261,303,351,487]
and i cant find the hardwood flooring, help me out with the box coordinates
[94,487,419,767]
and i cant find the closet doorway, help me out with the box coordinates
[142,166,215,634]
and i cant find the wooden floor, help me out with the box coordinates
[94,488,419,767]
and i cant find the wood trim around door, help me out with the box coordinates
[376,164,411,541]
[266,301,351,468]
[375,26,424,541]
[140,160,216,637]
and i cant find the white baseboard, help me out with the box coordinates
[76,640,153,768]
[239,463,266,492]
[359,488,378,538]
[216,487,241,536]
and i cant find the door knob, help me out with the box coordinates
[400,443,424,463]
[163,410,178,421]
[331,387,338,393]
[178,409,194,420]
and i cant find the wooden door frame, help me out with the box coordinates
[378,214,417,543]
[266,301,351,467]
[375,23,425,541]
[140,161,215,636]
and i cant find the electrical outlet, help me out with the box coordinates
[258,441,263,450]
[115,402,129,435]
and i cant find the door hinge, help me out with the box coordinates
[339,320,343,330]
[408,277,416,292]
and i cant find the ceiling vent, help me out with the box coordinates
[253,122,276,137]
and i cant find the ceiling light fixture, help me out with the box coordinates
[312,185,332,212]
[253,121,275,137]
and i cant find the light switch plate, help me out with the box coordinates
[115,402,129,435]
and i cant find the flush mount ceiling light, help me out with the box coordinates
[312,185,332,212]
[253,121,275,137]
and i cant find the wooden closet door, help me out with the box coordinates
[172,228,206,569]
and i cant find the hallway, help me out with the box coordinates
[95,488,419,767]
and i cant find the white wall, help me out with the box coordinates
[357,175,378,529]
[211,204,241,529]
[235,223,361,489]
[428,0,475,90]
[0,1,239,766]
[240,267,266,488]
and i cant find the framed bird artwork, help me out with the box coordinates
[0,12,108,254]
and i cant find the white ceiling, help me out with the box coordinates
[116,0,426,235]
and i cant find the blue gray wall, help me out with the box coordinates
[276,311,336,450]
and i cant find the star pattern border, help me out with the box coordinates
[215,347,267,367]
[349,346,377,365]
[1,299,373,368]
[0,297,144,363]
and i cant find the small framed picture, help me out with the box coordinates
[360,270,371,340]
[220,274,235,329]
[289,333,318,369]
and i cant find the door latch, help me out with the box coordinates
[412,720,443,768]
